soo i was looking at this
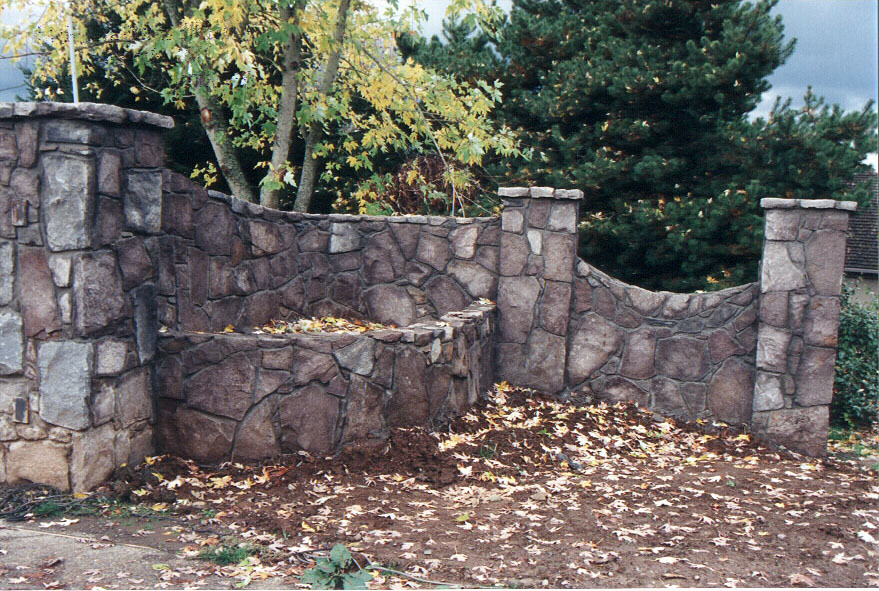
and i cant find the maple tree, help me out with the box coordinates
[1,0,521,214]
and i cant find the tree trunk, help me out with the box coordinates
[163,0,257,203]
[259,1,304,209]
[292,0,351,213]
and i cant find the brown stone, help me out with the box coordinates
[599,376,648,407]
[280,385,340,454]
[70,424,116,491]
[15,121,38,168]
[803,297,840,347]
[450,225,479,259]
[417,232,451,270]
[655,336,709,381]
[73,251,128,336]
[363,231,405,283]
[651,377,689,418]
[805,230,847,296]
[249,220,283,255]
[117,238,153,290]
[760,241,806,292]
[755,324,791,373]
[342,375,385,444]
[157,355,184,399]
[795,346,836,406]
[764,210,801,241]
[707,358,754,425]
[680,383,707,416]
[708,329,745,363]
[572,278,592,313]
[566,313,623,383]
[186,353,257,420]
[425,276,468,316]
[97,150,121,197]
[195,202,234,255]
[628,287,666,316]
[115,368,152,427]
[758,291,788,327]
[519,329,566,393]
[17,247,61,337]
[752,406,828,457]
[499,232,529,276]
[234,396,280,460]
[592,287,616,319]
[447,260,497,299]
[539,281,572,336]
[11,168,39,206]
[290,347,336,385]
[426,364,453,414]
[497,276,540,344]
[619,329,656,380]
[528,200,551,228]
[387,347,429,427]
[364,285,416,327]
[389,223,419,259]
[156,403,235,463]
[255,368,290,401]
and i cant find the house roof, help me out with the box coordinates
[845,171,878,275]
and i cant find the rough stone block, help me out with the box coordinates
[280,385,341,454]
[187,352,257,420]
[387,348,429,427]
[599,376,648,407]
[708,328,745,363]
[655,336,709,381]
[0,239,13,305]
[118,238,153,290]
[123,170,163,233]
[546,201,577,232]
[764,210,801,241]
[803,296,841,347]
[157,404,235,463]
[450,225,479,259]
[753,372,784,411]
[760,241,805,293]
[41,153,95,251]
[38,340,93,430]
[447,260,496,299]
[97,150,121,197]
[501,209,524,233]
[753,406,828,457]
[133,284,158,362]
[539,281,572,336]
[95,338,129,376]
[334,338,376,376]
[566,313,622,383]
[329,222,361,253]
[342,375,385,444]
[795,346,836,406]
[14,121,38,167]
[365,285,416,327]
[0,312,23,376]
[619,329,657,380]
[497,276,540,344]
[7,440,70,491]
[499,232,529,276]
[416,232,451,270]
[542,233,576,282]
[519,329,566,393]
[195,202,234,255]
[425,275,468,317]
[651,377,689,418]
[234,397,280,460]
[115,368,152,428]
[758,291,788,327]
[363,231,404,283]
[804,230,847,296]
[755,323,791,372]
[73,251,128,336]
[707,358,754,425]
[70,424,116,491]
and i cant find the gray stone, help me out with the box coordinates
[566,313,623,382]
[0,312,23,376]
[389,223,419,259]
[387,348,429,427]
[753,372,784,411]
[628,287,665,316]
[118,238,153,289]
[592,287,617,319]
[234,397,280,460]
[187,353,256,420]
[760,241,805,293]
[499,232,529,276]
[600,376,648,407]
[133,284,158,362]
[15,121,38,167]
[803,296,841,347]
[95,339,128,376]
[7,440,71,491]
[365,285,416,327]
[17,247,61,338]
[48,254,72,288]
[342,375,385,444]
[91,383,115,426]
[447,260,497,298]
[0,240,13,305]
[123,170,163,233]
[157,404,235,463]
[425,275,468,316]
[280,385,341,454]
[526,229,542,254]
[116,367,152,427]
[450,225,479,259]
[497,276,540,343]
[795,346,836,406]
[38,340,92,430]
[542,233,575,282]
[334,338,376,376]
[707,358,754,425]
[546,202,577,232]
[804,230,847,296]
[249,220,283,254]
[195,202,234,255]
[254,368,290,401]
[759,291,788,327]
[663,293,690,317]
[680,383,707,416]
[417,232,451,270]
[517,330,566,393]
[290,347,337,385]
[497,187,529,198]
[97,150,121,197]
[619,329,656,380]
[329,223,361,253]
[655,337,709,381]
[820,210,850,230]
[362,231,404,283]
[764,210,801,241]
[756,324,791,372]
[42,153,95,251]
[539,281,572,336]
[501,209,524,233]
[70,424,116,491]
[753,406,828,457]
[73,251,128,336]
[789,293,810,329]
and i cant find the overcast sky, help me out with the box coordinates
[2,1,877,146]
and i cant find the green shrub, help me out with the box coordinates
[831,285,879,428]
[301,544,372,590]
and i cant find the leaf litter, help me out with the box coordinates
[4,383,878,589]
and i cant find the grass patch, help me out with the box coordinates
[197,542,258,566]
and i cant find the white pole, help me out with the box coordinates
[66,14,79,103]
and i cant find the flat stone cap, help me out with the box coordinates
[498,186,583,200]
[0,101,174,130]
[761,197,857,211]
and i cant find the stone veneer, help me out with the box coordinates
[0,103,855,491]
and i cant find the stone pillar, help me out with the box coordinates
[495,187,583,393]
[751,198,856,457]
[0,102,172,490]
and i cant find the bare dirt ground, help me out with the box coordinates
[2,385,878,589]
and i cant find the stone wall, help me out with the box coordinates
[0,102,172,491]
[160,174,500,332]
[0,103,856,491]
[156,301,495,463]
